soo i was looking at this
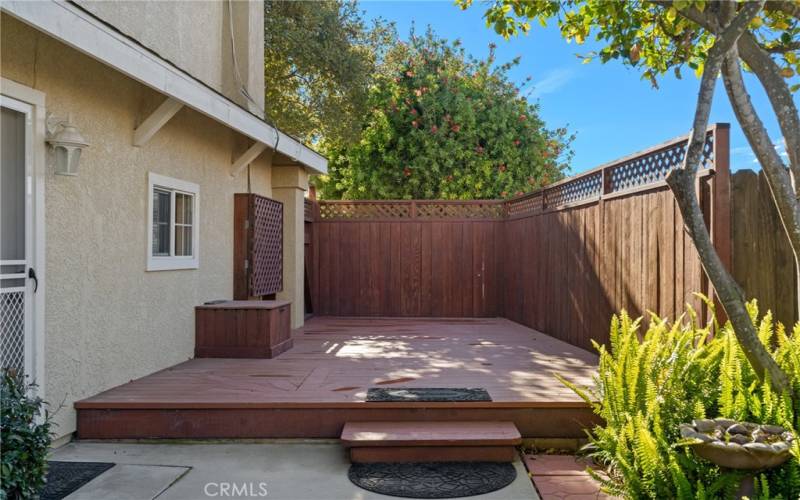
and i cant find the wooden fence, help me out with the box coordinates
[310,203,504,317]
[307,124,731,350]
[731,170,797,328]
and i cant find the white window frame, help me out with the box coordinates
[146,172,199,271]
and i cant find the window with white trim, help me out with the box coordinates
[147,173,199,271]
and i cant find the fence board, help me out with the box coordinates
[731,170,797,328]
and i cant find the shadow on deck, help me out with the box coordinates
[76,317,600,439]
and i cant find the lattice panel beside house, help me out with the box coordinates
[250,195,283,296]
[234,194,283,299]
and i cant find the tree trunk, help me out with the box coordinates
[683,4,800,319]
[733,36,800,317]
[666,0,792,394]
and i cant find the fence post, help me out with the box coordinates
[710,123,732,325]
[601,166,611,197]
[712,124,732,270]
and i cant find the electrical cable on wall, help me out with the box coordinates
[227,0,280,192]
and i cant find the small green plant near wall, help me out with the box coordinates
[559,299,800,499]
[1,371,52,500]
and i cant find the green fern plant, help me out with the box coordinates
[560,298,800,499]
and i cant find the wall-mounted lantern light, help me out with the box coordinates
[46,115,89,176]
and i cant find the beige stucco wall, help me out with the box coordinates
[272,167,309,328]
[1,16,273,440]
[74,0,266,115]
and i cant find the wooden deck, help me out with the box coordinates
[76,317,600,439]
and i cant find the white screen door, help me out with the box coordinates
[1,96,36,379]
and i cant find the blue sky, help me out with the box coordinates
[360,1,792,174]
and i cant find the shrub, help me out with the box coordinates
[1,371,52,500]
[560,299,800,499]
[318,29,574,200]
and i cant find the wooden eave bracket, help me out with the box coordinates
[230,142,268,178]
[133,97,184,147]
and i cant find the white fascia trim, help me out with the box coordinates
[1,0,328,175]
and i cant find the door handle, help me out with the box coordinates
[28,267,38,293]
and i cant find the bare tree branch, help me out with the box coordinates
[666,0,792,393]
[765,0,800,20]
[760,41,800,53]
[721,51,800,249]
[676,1,763,179]
[682,6,800,181]
[736,33,800,181]
[722,48,800,322]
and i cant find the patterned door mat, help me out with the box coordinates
[349,462,516,498]
[366,388,491,402]
[41,461,115,500]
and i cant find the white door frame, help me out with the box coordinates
[1,78,46,398]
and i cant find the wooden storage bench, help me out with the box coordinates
[195,300,292,358]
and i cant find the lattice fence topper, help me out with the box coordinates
[1,290,25,374]
[505,193,544,218]
[250,195,283,296]
[416,202,504,219]
[318,202,411,220]
[312,129,721,221]
[545,171,603,208]
[609,131,714,193]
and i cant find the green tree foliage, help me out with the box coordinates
[457,0,799,90]
[263,0,395,144]
[318,30,574,200]
[559,300,800,499]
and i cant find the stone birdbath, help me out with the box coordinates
[680,418,795,497]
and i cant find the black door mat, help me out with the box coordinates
[366,388,491,402]
[348,462,516,498]
[41,461,115,500]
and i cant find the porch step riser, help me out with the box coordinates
[349,446,517,463]
[77,407,599,439]
[341,421,522,464]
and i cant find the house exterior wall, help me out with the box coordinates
[74,0,266,116]
[1,15,273,440]
[272,167,308,329]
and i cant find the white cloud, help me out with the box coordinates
[730,137,789,168]
[528,67,577,99]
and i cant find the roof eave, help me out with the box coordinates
[1,0,328,175]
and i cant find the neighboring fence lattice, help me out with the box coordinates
[315,127,722,221]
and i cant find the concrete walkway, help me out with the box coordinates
[53,441,540,500]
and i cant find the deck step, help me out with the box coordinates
[341,421,521,463]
